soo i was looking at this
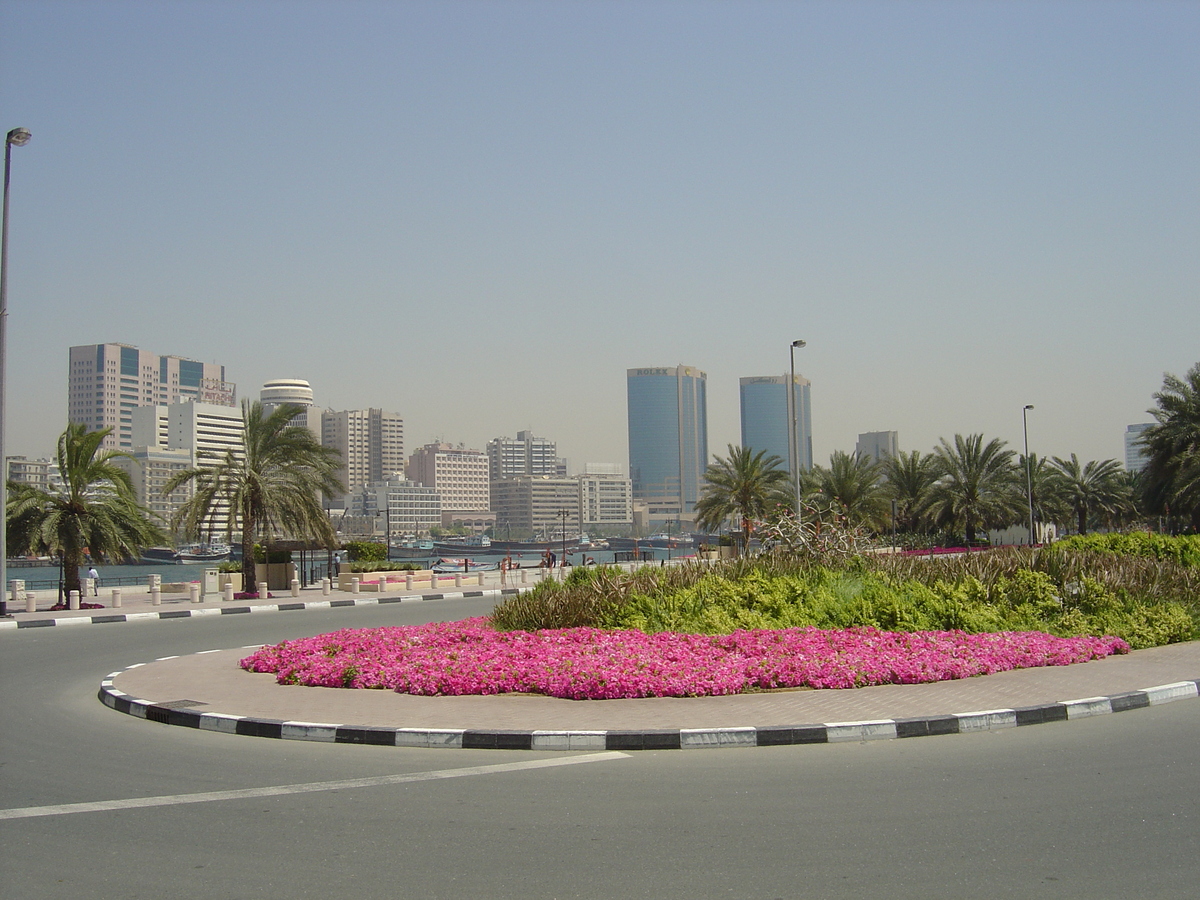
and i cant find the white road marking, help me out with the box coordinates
[0,751,629,820]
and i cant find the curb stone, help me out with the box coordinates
[97,651,1200,751]
[0,588,520,631]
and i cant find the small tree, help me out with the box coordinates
[165,401,343,592]
[6,424,164,598]
[695,445,790,554]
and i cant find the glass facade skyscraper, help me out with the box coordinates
[739,374,812,473]
[627,366,708,516]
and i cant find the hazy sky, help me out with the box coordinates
[2,0,1196,472]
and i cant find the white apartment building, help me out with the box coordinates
[487,431,559,480]
[578,469,633,529]
[322,408,404,496]
[406,443,490,512]
[5,456,61,491]
[348,478,442,539]
[114,447,193,528]
[491,476,581,539]
[68,343,234,450]
[131,401,246,534]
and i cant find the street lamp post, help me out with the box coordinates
[558,508,569,576]
[1,127,32,618]
[788,340,806,521]
[1022,404,1035,546]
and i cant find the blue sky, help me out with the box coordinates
[2,0,1196,472]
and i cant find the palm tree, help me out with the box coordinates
[882,450,940,533]
[1019,452,1070,538]
[1140,362,1200,531]
[929,434,1022,544]
[165,401,343,592]
[808,450,888,530]
[1046,454,1126,535]
[6,424,164,599]
[695,445,790,553]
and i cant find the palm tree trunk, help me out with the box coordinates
[62,547,84,600]
[241,509,257,594]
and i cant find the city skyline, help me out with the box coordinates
[2,2,1196,472]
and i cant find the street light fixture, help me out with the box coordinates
[1,127,32,618]
[1022,404,1035,546]
[788,340,806,520]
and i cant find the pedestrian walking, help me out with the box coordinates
[87,566,100,596]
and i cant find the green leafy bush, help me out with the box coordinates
[489,551,1199,650]
[343,560,420,573]
[1050,533,1200,568]
[342,541,387,562]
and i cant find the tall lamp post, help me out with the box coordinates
[558,508,569,575]
[1022,404,1035,546]
[788,340,806,521]
[1,127,32,618]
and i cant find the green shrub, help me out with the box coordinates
[342,541,387,562]
[1050,533,1200,568]
[489,551,1199,650]
[343,560,420,573]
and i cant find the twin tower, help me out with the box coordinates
[626,366,811,522]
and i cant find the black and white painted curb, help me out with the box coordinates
[0,588,519,632]
[98,652,1200,751]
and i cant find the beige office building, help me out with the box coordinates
[322,408,404,496]
[68,343,234,450]
[406,443,490,512]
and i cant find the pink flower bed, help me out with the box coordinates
[239,618,1130,700]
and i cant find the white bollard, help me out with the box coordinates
[477,572,484,586]
[11,579,25,605]
[257,581,268,599]
[25,590,35,613]
[321,578,331,596]
[350,577,360,594]
[405,573,413,591]
[111,588,122,608]
[520,568,528,584]
[454,573,462,588]
[151,588,161,606]
[224,583,234,602]
[189,583,200,603]
[291,578,300,597]
[69,590,80,610]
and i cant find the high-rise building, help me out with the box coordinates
[627,365,708,519]
[68,343,234,450]
[487,431,558,480]
[739,374,813,473]
[491,476,581,539]
[130,401,246,534]
[321,409,405,495]
[856,431,899,463]
[1125,423,1154,473]
[406,443,490,512]
[348,478,442,539]
[577,467,633,530]
[260,378,314,413]
[114,447,193,527]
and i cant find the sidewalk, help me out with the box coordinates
[1,567,548,630]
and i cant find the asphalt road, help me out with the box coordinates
[2,598,1198,899]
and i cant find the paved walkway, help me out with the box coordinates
[0,569,537,629]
